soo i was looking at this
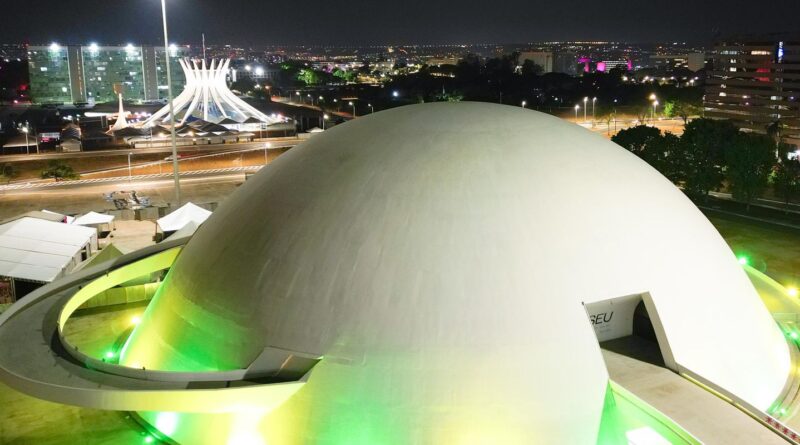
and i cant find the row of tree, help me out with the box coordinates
[612,119,800,210]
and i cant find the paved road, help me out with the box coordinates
[0,139,298,163]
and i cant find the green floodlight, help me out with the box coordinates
[105,351,115,359]
[144,436,154,444]
[737,255,749,266]
[790,332,798,340]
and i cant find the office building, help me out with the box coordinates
[705,38,799,146]
[27,43,189,105]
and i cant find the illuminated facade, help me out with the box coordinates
[141,58,282,126]
[0,103,793,444]
[27,44,189,105]
[705,38,800,146]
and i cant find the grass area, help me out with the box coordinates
[708,213,800,288]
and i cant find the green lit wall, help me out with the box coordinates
[28,46,72,104]
[82,47,146,103]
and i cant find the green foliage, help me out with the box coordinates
[0,164,16,183]
[772,145,800,208]
[679,118,740,198]
[297,69,322,86]
[41,160,79,181]
[725,133,776,209]
[434,90,464,102]
[612,125,683,183]
[333,68,356,83]
[662,100,700,123]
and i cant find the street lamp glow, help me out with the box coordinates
[737,255,749,266]
[88,43,99,52]
[521,100,527,108]
[244,65,252,72]
[649,93,657,101]
[788,287,799,298]
[255,67,264,76]
[125,43,135,52]
[49,42,60,52]
[392,90,399,98]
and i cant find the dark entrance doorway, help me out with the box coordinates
[601,300,665,367]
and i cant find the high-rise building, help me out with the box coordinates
[519,51,554,73]
[704,37,799,146]
[27,44,189,105]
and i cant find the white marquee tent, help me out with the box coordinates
[0,217,97,284]
[157,203,212,233]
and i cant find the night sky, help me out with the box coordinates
[2,0,798,45]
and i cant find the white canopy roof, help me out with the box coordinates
[0,217,96,282]
[73,211,115,226]
[157,203,212,233]
[41,209,76,224]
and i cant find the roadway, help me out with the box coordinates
[0,138,299,163]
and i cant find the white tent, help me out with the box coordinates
[0,217,97,283]
[73,211,115,226]
[165,221,199,241]
[41,209,75,224]
[157,203,212,233]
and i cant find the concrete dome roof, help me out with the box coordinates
[123,102,789,443]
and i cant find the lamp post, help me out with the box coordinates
[128,152,133,183]
[592,97,597,123]
[652,100,659,121]
[160,0,181,206]
[368,103,374,114]
[349,101,355,118]
[323,113,329,130]
[521,100,527,108]
[583,97,588,122]
[264,142,271,165]
[21,127,29,155]
[574,105,580,122]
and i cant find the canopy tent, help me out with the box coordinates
[41,209,75,224]
[73,211,115,226]
[157,203,212,233]
[0,217,96,283]
[166,221,199,241]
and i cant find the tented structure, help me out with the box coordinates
[0,217,96,300]
[108,94,130,133]
[141,58,283,127]
[156,203,211,234]
[72,211,115,227]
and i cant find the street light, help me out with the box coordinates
[21,127,29,155]
[592,97,597,123]
[368,103,374,113]
[521,100,527,108]
[160,0,181,206]
[574,104,580,122]
[583,97,588,122]
[652,100,659,120]
[128,152,133,183]
[349,101,355,118]
[322,113,329,130]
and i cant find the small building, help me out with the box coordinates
[0,216,97,302]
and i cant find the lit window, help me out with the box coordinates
[40,67,48,72]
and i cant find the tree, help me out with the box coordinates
[520,60,543,77]
[612,125,683,183]
[41,160,79,181]
[0,164,16,184]
[724,133,776,210]
[773,147,800,212]
[230,77,256,95]
[612,125,665,168]
[663,100,700,124]
[680,118,740,200]
[297,69,322,86]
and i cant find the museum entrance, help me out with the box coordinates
[583,293,673,369]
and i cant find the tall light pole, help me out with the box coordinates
[128,152,133,182]
[21,127,29,155]
[161,0,181,206]
[349,101,355,118]
[583,97,588,122]
[652,100,659,121]
[574,105,580,122]
[592,97,597,123]
[322,113,329,130]
[264,142,271,165]
[368,103,374,114]
[521,100,527,108]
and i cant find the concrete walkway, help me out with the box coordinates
[603,349,785,445]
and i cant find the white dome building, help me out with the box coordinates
[121,102,790,444]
